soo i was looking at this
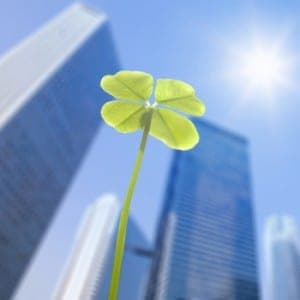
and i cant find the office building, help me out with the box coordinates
[147,120,260,300]
[0,4,119,298]
[55,194,151,300]
[265,215,300,300]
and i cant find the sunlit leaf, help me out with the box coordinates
[149,108,199,150]
[101,100,147,133]
[100,71,153,101]
[155,79,205,116]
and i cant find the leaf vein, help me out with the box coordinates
[158,95,194,103]
[115,77,147,100]
[156,110,177,146]
[116,106,145,128]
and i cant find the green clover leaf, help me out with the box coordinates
[100,70,205,150]
[100,100,146,133]
[155,79,205,116]
[100,70,153,101]
[150,108,199,150]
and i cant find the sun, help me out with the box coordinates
[237,44,290,96]
[227,37,294,102]
[240,47,284,91]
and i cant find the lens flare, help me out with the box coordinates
[227,36,295,105]
[237,44,290,96]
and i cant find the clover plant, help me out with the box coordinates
[99,70,205,300]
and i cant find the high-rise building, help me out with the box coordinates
[54,194,119,300]
[265,215,300,300]
[0,4,119,298]
[147,120,260,300]
[55,194,151,300]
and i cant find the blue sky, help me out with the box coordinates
[2,1,300,299]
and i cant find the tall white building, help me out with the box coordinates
[55,194,120,299]
[265,215,300,300]
[55,194,152,300]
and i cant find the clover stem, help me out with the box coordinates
[108,111,153,300]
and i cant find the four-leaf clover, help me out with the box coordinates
[99,70,206,300]
[100,70,205,150]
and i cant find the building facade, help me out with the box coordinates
[147,120,260,300]
[55,194,151,300]
[265,215,300,300]
[0,4,119,298]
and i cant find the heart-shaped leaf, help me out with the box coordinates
[101,100,146,133]
[149,108,199,150]
[155,79,205,116]
[100,71,153,101]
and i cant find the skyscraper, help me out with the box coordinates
[54,194,120,300]
[147,120,260,300]
[0,4,119,298]
[265,215,300,300]
[55,194,151,300]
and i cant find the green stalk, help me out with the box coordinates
[108,111,153,300]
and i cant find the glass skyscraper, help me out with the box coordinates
[0,4,119,299]
[54,194,120,300]
[147,120,260,300]
[265,215,300,300]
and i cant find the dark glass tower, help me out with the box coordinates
[147,120,260,300]
[0,4,119,299]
